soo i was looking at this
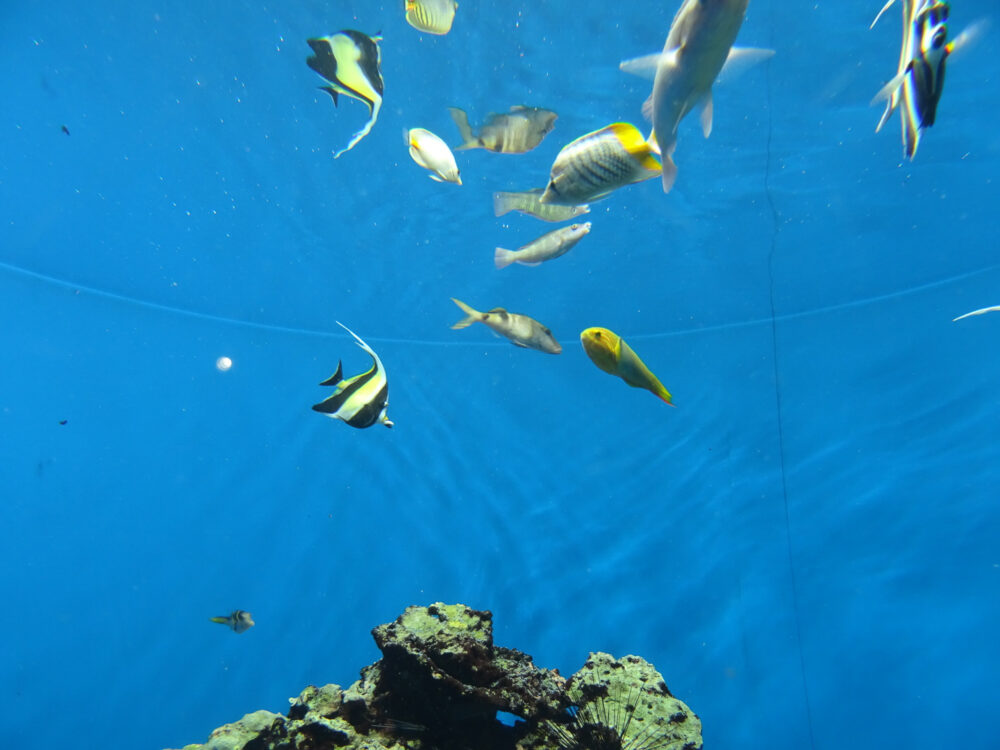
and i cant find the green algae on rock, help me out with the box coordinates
[167,604,701,750]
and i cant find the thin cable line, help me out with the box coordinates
[762,8,816,747]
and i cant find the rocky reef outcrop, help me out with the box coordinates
[169,603,702,750]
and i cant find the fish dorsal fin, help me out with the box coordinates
[487,307,507,314]
[319,361,344,386]
[870,0,897,29]
[699,91,713,138]
[716,47,776,85]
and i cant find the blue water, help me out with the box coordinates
[3,1,999,748]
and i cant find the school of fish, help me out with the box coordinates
[295,0,985,440]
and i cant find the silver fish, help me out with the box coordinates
[450,298,562,354]
[494,223,591,269]
[619,0,773,192]
[540,123,661,206]
[493,189,590,222]
[448,106,557,153]
[871,0,977,159]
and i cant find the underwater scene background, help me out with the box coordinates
[2,0,999,748]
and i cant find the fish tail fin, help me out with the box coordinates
[448,107,477,148]
[450,297,480,329]
[494,247,516,269]
[210,617,229,625]
[492,192,515,217]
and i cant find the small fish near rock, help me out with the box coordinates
[450,298,562,354]
[312,322,393,429]
[306,31,384,158]
[404,0,458,35]
[580,327,674,405]
[448,105,557,153]
[406,127,462,184]
[210,610,255,634]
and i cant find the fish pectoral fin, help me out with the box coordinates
[698,91,713,138]
[641,95,654,122]
[510,340,529,348]
[319,361,344,386]
[871,70,906,107]
[716,47,776,85]
[618,52,662,80]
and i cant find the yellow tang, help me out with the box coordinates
[580,327,673,406]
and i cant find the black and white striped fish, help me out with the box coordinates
[312,322,393,429]
[872,0,980,159]
[306,31,384,159]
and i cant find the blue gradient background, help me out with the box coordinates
[2,1,998,749]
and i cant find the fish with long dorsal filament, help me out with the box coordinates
[580,327,674,405]
[619,0,773,192]
[450,298,562,354]
[312,322,393,429]
[306,31,384,158]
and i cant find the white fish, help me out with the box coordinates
[953,305,1000,322]
[404,0,458,35]
[540,123,661,206]
[619,0,773,192]
[494,223,591,269]
[406,128,462,184]
[449,106,558,153]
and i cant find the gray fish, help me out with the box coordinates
[540,123,661,206]
[450,298,562,354]
[211,610,255,634]
[492,189,590,222]
[448,106,557,153]
[494,223,591,269]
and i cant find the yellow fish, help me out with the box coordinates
[405,0,458,35]
[580,327,673,405]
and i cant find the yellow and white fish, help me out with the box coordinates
[448,106,558,153]
[540,123,661,206]
[406,127,461,184]
[404,0,458,35]
[450,298,562,354]
[619,0,773,192]
[306,31,384,158]
[493,189,590,222]
[312,322,393,429]
[211,610,255,634]
[580,327,674,406]
[871,0,981,159]
[494,223,591,269]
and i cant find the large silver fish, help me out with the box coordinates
[871,0,977,159]
[619,0,772,192]
[312,322,393,429]
[540,123,661,206]
[448,106,557,153]
[306,31,384,158]
[450,298,562,354]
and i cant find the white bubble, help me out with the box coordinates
[216,356,233,372]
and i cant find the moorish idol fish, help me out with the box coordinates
[871,0,981,159]
[450,298,562,354]
[619,0,773,192]
[580,327,674,406]
[312,322,393,429]
[210,610,255,633]
[306,31,384,159]
[540,123,661,206]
